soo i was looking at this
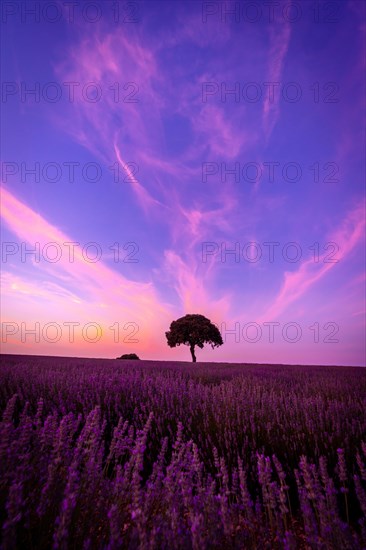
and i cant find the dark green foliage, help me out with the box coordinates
[118,353,140,360]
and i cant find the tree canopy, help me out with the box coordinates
[165,314,223,362]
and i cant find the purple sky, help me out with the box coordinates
[1,0,365,365]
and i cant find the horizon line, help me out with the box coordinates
[0,353,364,369]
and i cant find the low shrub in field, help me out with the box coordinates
[0,355,365,549]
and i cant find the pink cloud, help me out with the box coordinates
[1,185,234,357]
[258,202,365,321]
[262,6,291,142]
[0,186,174,352]
[192,104,248,159]
[1,271,82,304]
[49,26,241,326]
[52,27,163,169]
[113,142,163,212]
[163,249,231,323]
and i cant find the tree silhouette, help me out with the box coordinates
[117,353,140,360]
[165,314,223,362]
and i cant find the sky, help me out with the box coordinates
[1,0,365,365]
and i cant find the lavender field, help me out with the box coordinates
[0,355,365,549]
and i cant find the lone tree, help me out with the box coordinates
[165,314,223,362]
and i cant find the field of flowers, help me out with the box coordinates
[0,354,365,549]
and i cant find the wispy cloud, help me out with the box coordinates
[3,2,364,364]
[262,4,291,142]
[258,203,365,321]
[163,249,231,322]
[113,142,163,212]
[0,186,173,332]
[192,104,248,159]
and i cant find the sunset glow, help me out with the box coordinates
[1,0,365,364]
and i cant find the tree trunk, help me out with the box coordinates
[190,344,196,362]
